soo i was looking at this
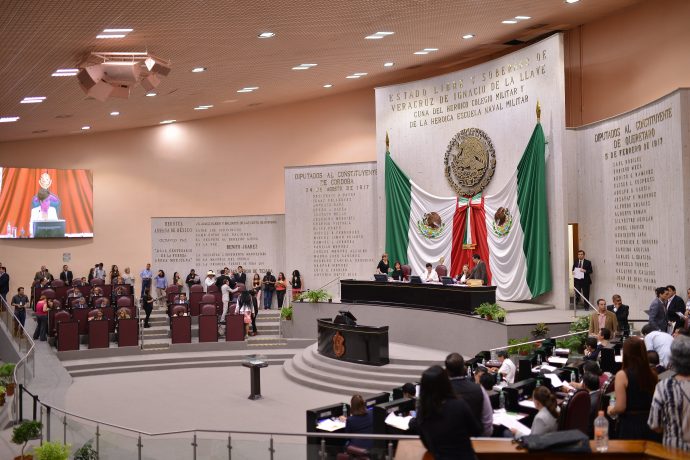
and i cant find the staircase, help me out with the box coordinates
[141,307,170,351]
[247,310,287,348]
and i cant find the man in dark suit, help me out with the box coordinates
[0,266,9,302]
[234,265,247,285]
[59,264,73,285]
[648,286,669,333]
[445,353,492,436]
[666,285,686,332]
[469,254,488,286]
[607,294,630,336]
[572,250,593,308]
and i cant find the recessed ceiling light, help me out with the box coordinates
[237,87,258,93]
[565,0,580,3]
[353,72,368,76]
[365,31,395,39]
[384,62,394,67]
[0,116,20,123]
[346,75,361,79]
[423,48,439,51]
[244,87,259,90]
[146,92,157,97]
[301,64,317,67]
[192,67,207,73]
[376,31,394,35]
[52,68,79,77]
[159,120,176,124]
[258,32,275,38]
[462,34,475,39]
[323,84,333,88]
[194,105,214,110]
[502,20,518,24]
[414,51,429,55]
[96,34,126,39]
[292,66,310,70]
[515,16,531,20]
[110,111,120,116]
[20,97,46,104]
[81,126,91,130]
[103,28,133,33]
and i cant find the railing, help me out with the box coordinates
[488,330,589,352]
[572,287,596,315]
[0,296,36,424]
[15,386,416,459]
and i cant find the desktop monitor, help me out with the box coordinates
[409,275,422,284]
[441,276,455,285]
[374,274,389,282]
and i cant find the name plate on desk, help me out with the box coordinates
[317,318,389,366]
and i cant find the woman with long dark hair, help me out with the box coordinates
[391,261,403,281]
[410,365,481,459]
[530,386,558,435]
[276,272,287,309]
[290,270,302,301]
[141,288,154,328]
[110,265,120,284]
[607,336,660,441]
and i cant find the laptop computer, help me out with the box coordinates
[409,275,422,284]
[374,274,389,282]
[441,276,455,285]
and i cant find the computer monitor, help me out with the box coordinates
[409,275,422,284]
[441,276,455,285]
[33,220,66,238]
[374,274,389,282]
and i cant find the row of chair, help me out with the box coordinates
[54,306,139,351]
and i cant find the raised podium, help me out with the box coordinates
[317,313,389,366]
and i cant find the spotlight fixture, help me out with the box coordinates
[77,51,171,101]
[81,126,91,130]
[323,84,333,88]
[462,34,475,39]
[258,32,275,38]
[110,111,120,116]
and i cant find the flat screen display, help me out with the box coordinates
[0,167,93,238]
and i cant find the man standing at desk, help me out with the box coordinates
[469,254,488,286]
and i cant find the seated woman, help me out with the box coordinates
[456,264,471,284]
[390,261,403,281]
[528,386,559,435]
[343,394,374,451]
[409,365,481,460]
[88,310,105,321]
[583,336,601,361]
[117,308,131,320]
[90,286,104,299]
[29,188,58,237]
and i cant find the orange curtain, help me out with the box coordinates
[0,168,93,236]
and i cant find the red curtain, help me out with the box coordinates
[450,197,492,284]
[0,168,93,236]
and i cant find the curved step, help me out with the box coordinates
[308,346,431,377]
[282,359,376,397]
[305,349,424,382]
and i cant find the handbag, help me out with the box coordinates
[516,429,591,453]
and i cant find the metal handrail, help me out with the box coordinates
[573,287,597,312]
[489,330,588,352]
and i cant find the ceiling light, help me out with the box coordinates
[565,0,580,3]
[98,51,148,56]
[365,35,384,40]
[20,97,46,104]
[301,64,317,67]
[110,111,120,116]
[376,31,394,35]
[353,72,368,76]
[237,89,254,93]
[0,116,20,123]
[52,68,79,77]
[103,28,133,33]
[81,126,91,130]
[414,51,429,55]
[159,120,176,124]
[96,34,126,39]
[244,87,259,90]
[192,67,207,73]
[146,92,157,97]
[323,84,333,88]
[502,20,518,24]
[292,66,310,70]
[258,32,275,38]
[346,75,360,79]
[384,62,394,67]
[462,34,475,39]
[515,16,531,20]
[194,105,214,110]
[423,48,439,51]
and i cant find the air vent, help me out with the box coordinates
[55,114,73,119]
[32,129,49,134]
[504,39,525,46]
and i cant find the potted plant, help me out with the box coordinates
[73,441,97,460]
[0,363,16,396]
[530,323,549,346]
[556,316,590,354]
[297,289,331,303]
[12,420,42,460]
[280,305,293,321]
[507,337,532,356]
[494,307,506,323]
[0,385,5,406]
[473,302,493,319]
[33,441,70,460]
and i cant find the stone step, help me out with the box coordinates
[307,349,425,380]
[308,346,435,375]
[282,359,374,397]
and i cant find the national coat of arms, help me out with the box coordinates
[491,207,513,237]
[333,331,345,358]
[444,128,496,197]
[417,211,445,239]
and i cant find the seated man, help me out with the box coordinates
[490,350,516,384]
[29,188,59,237]
[401,382,417,400]
[583,372,601,437]
[446,352,493,436]
[74,297,89,309]
[90,286,104,299]
[174,292,189,305]
[422,263,439,283]
[66,288,83,299]
[598,327,612,348]
[588,298,619,336]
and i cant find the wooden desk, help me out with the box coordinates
[395,439,688,460]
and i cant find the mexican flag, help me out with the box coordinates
[384,123,551,301]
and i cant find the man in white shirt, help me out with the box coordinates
[203,270,216,293]
[494,350,516,384]
[641,323,673,367]
[422,263,439,283]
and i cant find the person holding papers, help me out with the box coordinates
[528,387,559,435]
[572,250,593,308]
[422,263,438,283]
[343,395,374,451]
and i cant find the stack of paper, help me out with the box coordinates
[385,412,413,431]
[547,356,568,365]
[518,400,536,409]
[492,410,531,435]
[544,373,575,390]
[316,418,346,432]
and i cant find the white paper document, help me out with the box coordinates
[493,409,531,435]
[615,355,622,363]
[573,269,584,280]
[316,418,346,432]
[518,400,536,409]
[554,348,570,355]
[385,412,413,431]
[545,373,575,390]
[547,356,568,365]
[532,364,557,373]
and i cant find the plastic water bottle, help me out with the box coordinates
[499,390,506,410]
[536,378,541,387]
[389,393,393,402]
[594,411,609,452]
[537,354,542,365]
[608,397,617,420]
[342,403,348,417]
[570,371,576,383]
[6,222,11,236]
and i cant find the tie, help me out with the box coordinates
[579,260,582,269]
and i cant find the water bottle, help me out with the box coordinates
[389,393,393,402]
[608,397,617,420]
[499,390,506,410]
[570,371,576,383]
[342,403,348,417]
[536,378,541,387]
[6,222,11,236]
[537,353,542,365]
[594,411,609,452]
